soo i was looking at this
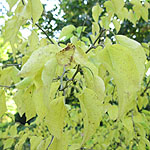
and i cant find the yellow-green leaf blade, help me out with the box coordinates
[0,89,7,118]
[45,96,67,139]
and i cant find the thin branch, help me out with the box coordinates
[86,29,106,54]
[46,135,54,150]
[71,64,80,81]
[78,10,91,40]
[131,111,136,133]
[0,85,15,89]
[59,66,67,91]
[59,65,81,91]
[2,63,21,69]
[140,80,150,96]
[35,23,54,44]
[21,0,25,5]
[80,148,94,150]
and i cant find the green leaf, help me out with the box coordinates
[59,25,76,40]
[50,133,69,150]
[0,66,20,85]
[92,3,103,22]
[141,6,148,22]
[6,0,18,10]
[104,0,124,15]
[15,1,31,19]
[122,117,134,133]
[30,136,43,150]
[92,22,99,35]
[128,10,137,25]
[45,96,67,139]
[3,138,14,149]
[29,0,43,24]
[18,45,59,77]
[79,88,102,145]
[83,68,105,101]
[107,105,118,120]
[0,89,7,118]
[113,19,121,33]
[15,134,28,150]
[100,16,110,29]
[32,87,47,120]
[14,85,36,121]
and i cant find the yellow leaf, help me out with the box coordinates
[59,25,76,40]
[0,89,7,118]
[113,19,121,33]
[0,66,20,85]
[45,96,67,139]
[15,77,32,89]
[29,0,43,24]
[18,45,59,77]
[15,134,28,150]
[83,68,105,101]
[107,105,118,120]
[30,136,43,150]
[32,87,47,120]
[3,138,14,149]
[56,43,75,66]
[79,88,102,145]
[92,22,100,35]
[6,0,18,10]
[92,3,103,22]
[42,57,58,106]
[49,133,69,150]
[99,38,145,118]
[14,85,36,121]
[28,30,39,53]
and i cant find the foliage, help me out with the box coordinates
[0,0,150,149]
[39,0,150,43]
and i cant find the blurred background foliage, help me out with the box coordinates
[38,0,150,43]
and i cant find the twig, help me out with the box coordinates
[140,80,150,96]
[131,111,136,133]
[60,66,67,91]
[59,65,81,91]
[85,29,106,54]
[78,10,90,40]
[0,85,15,88]
[21,0,25,5]
[2,63,21,69]
[35,23,54,44]
[71,64,80,81]
[80,148,94,150]
[46,135,54,150]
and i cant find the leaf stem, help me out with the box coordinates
[46,135,54,150]
[0,85,15,88]
[85,29,106,54]
[140,80,150,96]
[2,63,21,69]
[35,23,54,44]
[21,0,25,5]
